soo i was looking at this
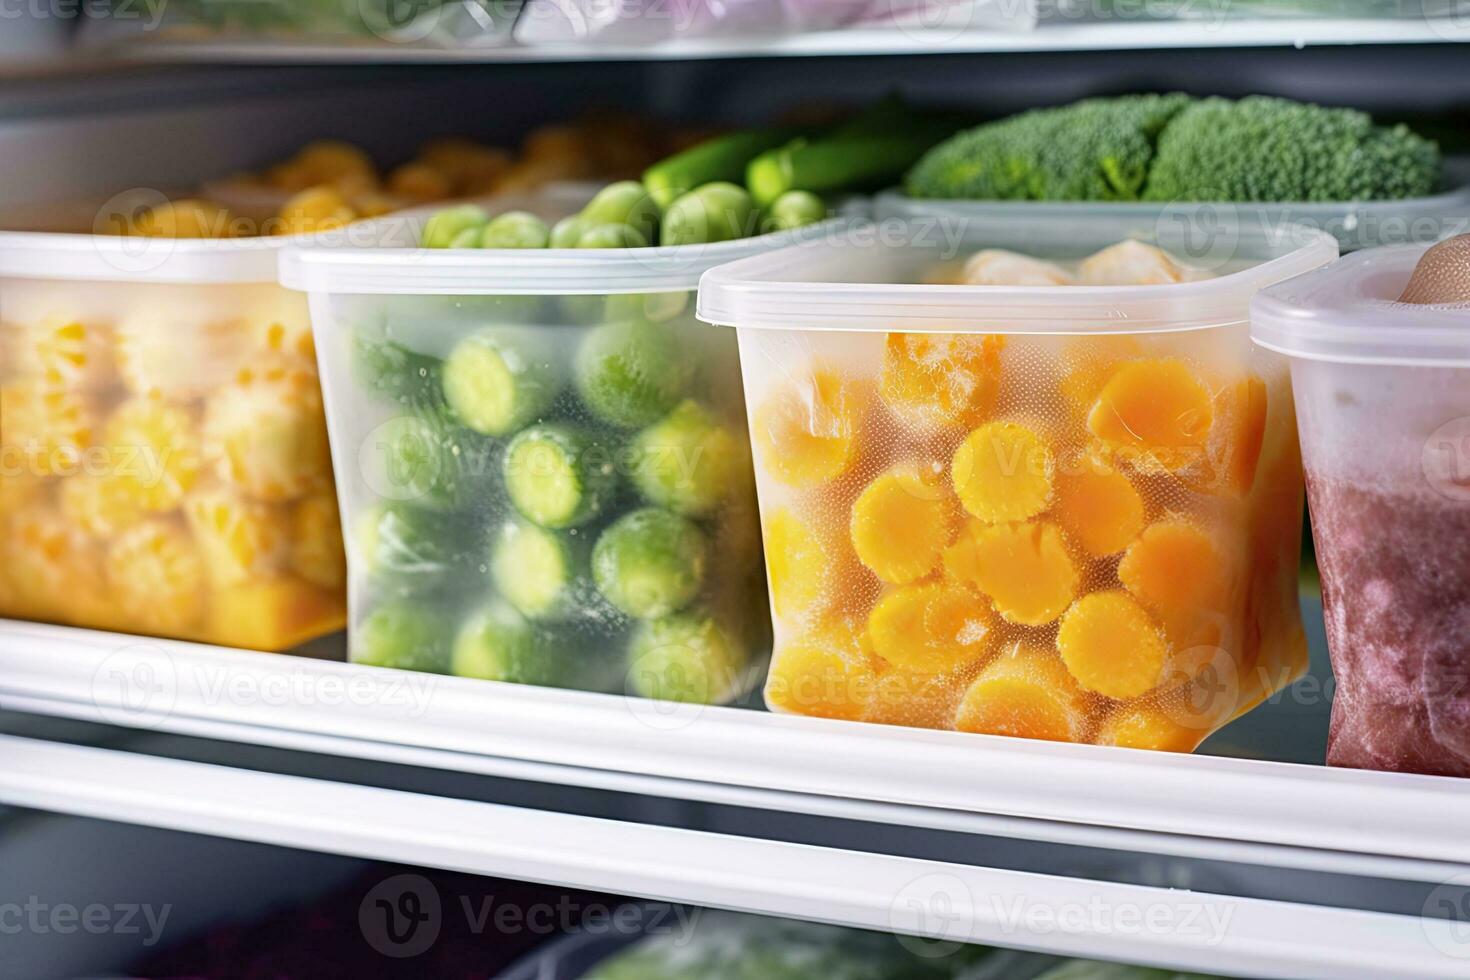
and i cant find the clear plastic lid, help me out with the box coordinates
[697,214,1338,334]
[1251,243,1470,367]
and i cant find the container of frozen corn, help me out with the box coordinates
[0,217,350,651]
[697,215,1338,751]
[279,198,852,701]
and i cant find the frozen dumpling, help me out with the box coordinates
[1078,239,1211,286]
[1399,234,1470,305]
[963,249,1074,286]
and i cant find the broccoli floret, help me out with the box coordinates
[1142,96,1442,202]
[904,93,1192,201]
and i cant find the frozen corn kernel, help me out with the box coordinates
[962,249,1074,286]
[1118,520,1228,617]
[276,187,356,236]
[253,292,317,364]
[1056,590,1168,700]
[208,577,345,651]
[878,333,1005,432]
[105,518,205,635]
[1193,375,1268,497]
[867,581,993,674]
[955,643,1088,743]
[1096,702,1206,753]
[1087,358,1213,473]
[131,199,236,239]
[291,492,347,592]
[1,383,97,477]
[765,619,879,721]
[104,396,202,511]
[202,365,331,503]
[184,488,290,589]
[867,663,970,730]
[753,369,865,488]
[1053,457,1145,558]
[387,162,453,203]
[943,520,1076,627]
[766,508,840,622]
[31,317,115,390]
[951,421,1054,524]
[1078,240,1207,286]
[850,463,957,585]
[59,474,146,539]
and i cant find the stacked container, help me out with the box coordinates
[1252,242,1470,777]
[698,215,1338,750]
[0,231,347,650]
[282,205,851,701]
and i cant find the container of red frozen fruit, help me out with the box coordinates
[1252,235,1470,777]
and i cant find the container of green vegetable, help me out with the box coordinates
[279,187,852,703]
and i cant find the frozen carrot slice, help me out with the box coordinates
[184,488,290,589]
[104,518,206,635]
[104,395,202,511]
[878,333,1004,432]
[208,577,346,651]
[764,619,878,721]
[1096,702,1207,753]
[955,643,1088,743]
[850,463,956,585]
[765,507,849,622]
[1056,590,1168,699]
[290,492,348,592]
[753,369,865,488]
[867,580,994,674]
[59,473,146,539]
[943,520,1077,627]
[1118,521,1228,616]
[1053,458,1145,558]
[867,663,971,730]
[1087,358,1212,473]
[1057,337,1143,423]
[951,420,1054,523]
[1193,375,1268,497]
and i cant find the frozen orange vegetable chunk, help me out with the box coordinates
[850,463,956,585]
[943,520,1077,627]
[753,369,865,488]
[1196,375,1268,497]
[1057,337,1143,423]
[765,619,879,721]
[868,663,971,730]
[955,644,1088,743]
[878,333,1005,432]
[4,508,98,622]
[208,577,346,651]
[1056,590,1168,700]
[202,365,331,503]
[184,488,290,589]
[951,421,1054,523]
[1053,458,1145,558]
[765,507,849,622]
[1095,702,1207,753]
[867,581,994,674]
[1087,358,1212,473]
[1,383,97,477]
[104,396,202,511]
[291,492,348,592]
[104,518,206,635]
[1118,521,1228,616]
[31,317,114,391]
[59,474,146,539]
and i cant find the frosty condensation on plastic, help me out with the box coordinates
[700,215,1338,752]
[1253,238,1470,777]
[0,231,348,651]
[282,200,853,700]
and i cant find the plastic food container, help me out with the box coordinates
[0,229,348,651]
[280,203,851,699]
[1252,244,1470,777]
[876,159,1470,252]
[698,215,1338,751]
